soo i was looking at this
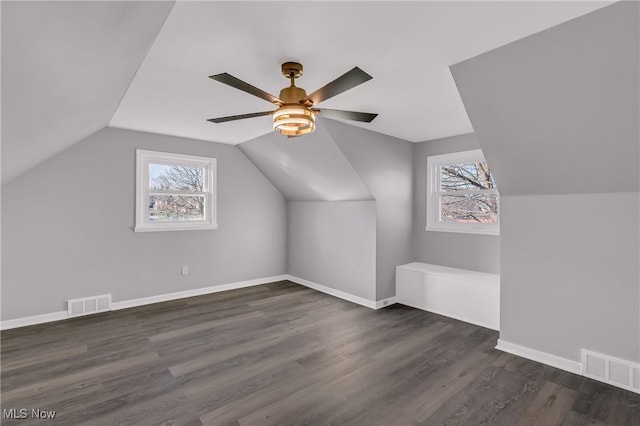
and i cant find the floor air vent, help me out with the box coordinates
[582,349,640,394]
[68,294,111,318]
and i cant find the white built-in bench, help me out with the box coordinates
[395,263,500,330]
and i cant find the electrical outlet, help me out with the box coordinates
[181,266,188,275]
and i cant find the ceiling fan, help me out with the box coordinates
[207,62,378,137]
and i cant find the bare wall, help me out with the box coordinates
[413,133,500,274]
[451,2,639,363]
[287,201,377,301]
[324,119,414,300]
[1,127,287,320]
[501,193,639,362]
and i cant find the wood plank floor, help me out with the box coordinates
[1,281,639,425]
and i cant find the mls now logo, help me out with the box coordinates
[3,409,28,419]
[3,408,56,419]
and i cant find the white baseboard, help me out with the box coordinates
[1,274,394,330]
[0,274,288,330]
[111,275,288,310]
[285,275,377,309]
[0,311,69,331]
[285,275,394,310]
[375,296,398,309]
[496,339,583,375]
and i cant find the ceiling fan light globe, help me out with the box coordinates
[273,104,316,136]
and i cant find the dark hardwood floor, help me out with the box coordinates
[1,281,638,425]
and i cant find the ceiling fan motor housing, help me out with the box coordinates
[278,86,307,104]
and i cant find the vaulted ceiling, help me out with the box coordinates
[451,0,639,196]
[239,120,373,202]
[2,1,612,184]
[1,1,174,183]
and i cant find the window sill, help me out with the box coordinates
[425,225,499,236]
[134,223,218,232]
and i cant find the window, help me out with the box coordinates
[426,149,499,235]
[135,150,217,232]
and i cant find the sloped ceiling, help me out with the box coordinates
[450,1,639,196]
[239,119,372,201]
[2,1,614,184]
[109,1,610,145]
[1,1,174,184]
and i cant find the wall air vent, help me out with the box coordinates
[582,349,640,394]
[68,294,112,318]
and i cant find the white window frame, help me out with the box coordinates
[426,149,499,235]
[135,150,217,232]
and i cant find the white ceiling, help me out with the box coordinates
[1,1,174,183]
[109,1,610,145]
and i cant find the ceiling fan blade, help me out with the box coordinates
[209,73,282,105]
[207,111,272,123]
[304,67,372,105]
[315,108,378,123]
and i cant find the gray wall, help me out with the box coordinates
[324,119,414,300]
[413,133,500,274]
[239,120,378,302]
[451,1,639,196]
[241,118,413,302]
[288,201,377,301]
[451,2,639,363]
[501,193,639,362]
[1,127,287,320]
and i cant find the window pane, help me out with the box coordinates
[149,195,205,221]
[149,163,204,191]
[440,194,498,223]
[440,162,495,191]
